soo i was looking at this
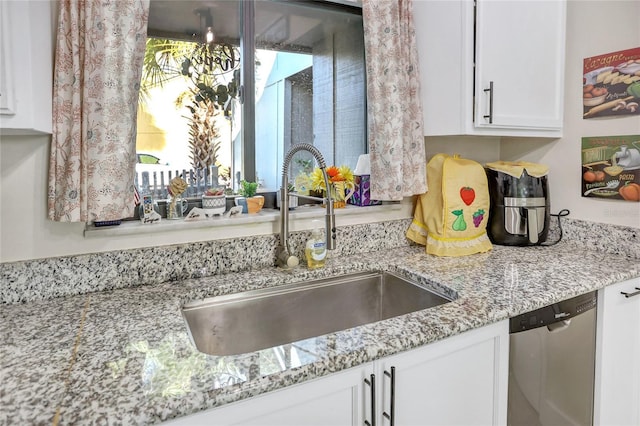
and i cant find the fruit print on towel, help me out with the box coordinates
[472,209,485,228]
[450,186,479,232]
[460,187,475,205]
[451,209,467,231]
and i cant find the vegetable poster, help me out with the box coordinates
[583,47,640,119]
[582,135,640,202]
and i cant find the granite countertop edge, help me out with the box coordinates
[2,242,639,425]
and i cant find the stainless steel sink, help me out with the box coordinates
[181,271,453,356]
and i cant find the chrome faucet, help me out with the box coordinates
[276,143,336,269]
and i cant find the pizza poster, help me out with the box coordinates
[582,135,640,201]
[583,47,640,119]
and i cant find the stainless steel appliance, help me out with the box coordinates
[486,168,550,245]
[508,291,597,426]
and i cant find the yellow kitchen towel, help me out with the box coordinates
[407,154,492,256]
[485,161,549,178]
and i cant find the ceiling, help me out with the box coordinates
[148,1,239,42]
[147,0,362,50]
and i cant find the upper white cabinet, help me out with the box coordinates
[0,1,53,135]
[594,278,640,426]
[414,0,566,138]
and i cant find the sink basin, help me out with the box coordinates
[181,271,453,356]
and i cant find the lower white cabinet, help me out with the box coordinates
[594,278,640,426]
[165,320,509,425]
[164,364,368,425]
[377,320,508,425]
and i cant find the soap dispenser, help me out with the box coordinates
[305,222,327,269]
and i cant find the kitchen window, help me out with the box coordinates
[138,0,367,199]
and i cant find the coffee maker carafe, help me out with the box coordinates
[485,162,550,246]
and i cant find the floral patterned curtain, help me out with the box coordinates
[48,0,149,222]
[362,0,427,200]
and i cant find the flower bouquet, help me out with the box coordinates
[310,165,355,208]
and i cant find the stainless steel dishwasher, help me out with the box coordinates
[508,291,598,426]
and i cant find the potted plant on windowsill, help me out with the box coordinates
[236,180,264,213]
[202,187,226,216]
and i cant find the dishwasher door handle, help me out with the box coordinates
[621,287,640,298]
[547,319,571,333]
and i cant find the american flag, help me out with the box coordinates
[133,186,140,206]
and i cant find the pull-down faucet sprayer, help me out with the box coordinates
[276,144,336,269]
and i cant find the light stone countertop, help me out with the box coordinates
[1,242,638,425]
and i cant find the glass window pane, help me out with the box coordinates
[137,0,366,198]
[254,1,366,190]
[138,1,241,197]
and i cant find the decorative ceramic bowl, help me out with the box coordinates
[202,195,226,215]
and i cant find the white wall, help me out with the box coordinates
[501,0,640,228]
[425,135,501,165]
[1,0,638,263]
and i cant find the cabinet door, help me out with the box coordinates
[163,364,370,425]
[377,321,509,426]
[0,0,53,134]
[594,278,640,426]
[414,0,473,136]
[0,2,15,116]
[414,0,565,137]
[474,0,566,132]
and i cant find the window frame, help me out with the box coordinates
[140,0,365,196]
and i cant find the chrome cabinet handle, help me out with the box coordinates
[364,374,376,426]
[382,367,396,426]
[621,287,640,298]
[483,81,494,123]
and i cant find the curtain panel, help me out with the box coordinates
[362,0,427,201]
[48,0,149,222]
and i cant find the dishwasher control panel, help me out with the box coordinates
[510,290,597,333]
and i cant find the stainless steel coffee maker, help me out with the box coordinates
[485,163,550,246]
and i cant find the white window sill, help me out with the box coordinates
[83,202,413,239]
